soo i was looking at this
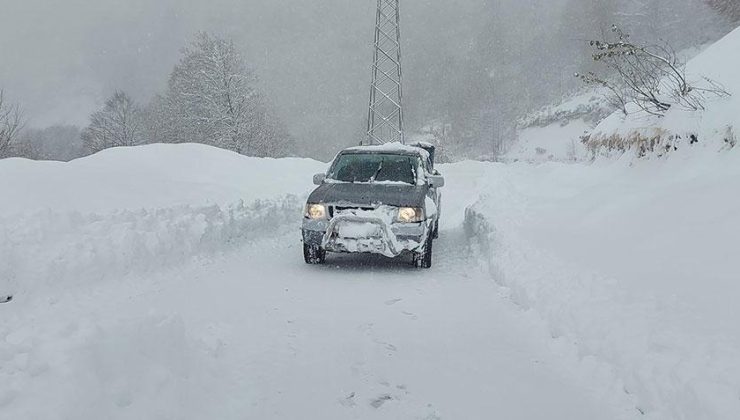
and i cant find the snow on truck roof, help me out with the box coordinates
[343,142,430,158]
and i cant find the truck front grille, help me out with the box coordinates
[329,206,375,218]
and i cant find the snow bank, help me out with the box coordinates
[462,149,740,419]
[0,198,303,298]
[0,144,325,298]
[0,143,324,216]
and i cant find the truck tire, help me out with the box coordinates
[413,235,433,269]
[303,243,326,264]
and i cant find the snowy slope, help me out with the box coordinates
[508,90,613,163]
[589,26,740,157]
[465,147,740,419]
[510,26,740,162]
[510,118,592,163]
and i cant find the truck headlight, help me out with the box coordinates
[397,207,424,223]
[305,204,327,220]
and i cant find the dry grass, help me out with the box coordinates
[584,125,736,158]
[583,129,674,158]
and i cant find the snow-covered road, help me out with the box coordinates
[1,226,623,420]
[171,230,625,418]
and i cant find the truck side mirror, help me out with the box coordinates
[313,173,327,185]
[428,175,445,188]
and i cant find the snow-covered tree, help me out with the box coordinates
[142,94,178,145]
[157,32,292,157]
[0,90,23,158]
[81,91,145,153]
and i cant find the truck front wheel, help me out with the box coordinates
[303,243,326,264]
[413,235,433,269]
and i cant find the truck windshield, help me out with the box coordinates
[328,153,417,185]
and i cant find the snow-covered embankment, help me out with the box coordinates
[463,144,740,419]
[0,144,325,299]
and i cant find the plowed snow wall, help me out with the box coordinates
[0,197,303,297]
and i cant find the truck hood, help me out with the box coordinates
[307,182,427,208]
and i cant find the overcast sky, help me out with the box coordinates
[0,0,488,155]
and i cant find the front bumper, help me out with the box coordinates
[302,216,427,258]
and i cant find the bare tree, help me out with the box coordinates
[577,26,730,117]
[0,91,23,158]
[82,91,145,153]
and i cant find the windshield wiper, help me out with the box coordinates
[369,160,384,183]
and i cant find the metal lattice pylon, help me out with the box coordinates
[365,0,404,145]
